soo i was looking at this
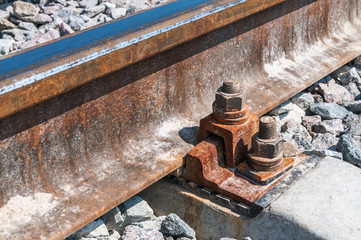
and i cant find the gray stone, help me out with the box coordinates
[161,213,196,239]
[18,22,38,32]
[109,230,121,240]
[1,29,28,41]
[291,92,314,111]
[80,14,91,22]
[316,82,352,104]
[353,135,361,149]
[242,238,252,240]
[310,102,349,120]
[343,100,361,113]
[344,82,361,100]
[312,94,323,103]
[291,134,313,153]
[0,18,16,31]
[176,238,192,240]
[337,134,361,166]
[348,117,361,137]
[121,225,163,240]
[110,7,127,19]
[68,15,85,31]
[68,219,109,239]
[100,206,124,231]
[288,125,312,142]
[0,39,16,55]
[37,28,60,44]
[301,115,321,136]
[312,119,344,136]
[333,66,361,86]
[102,2,116,10]
[133,216,165,231]
[281,119,298,133]
[79,0,99,8]
[125,0,151,12]
[0,9,10,19]
[303,149,343,160]
[220,238,237,240]
[2,34,14,40]
[66,0,80,8]
[312,133,339,151]
[343,113,360,129]
[59,22,74,36]
[13,1,39,22]
[277,104,305,126]
[164,235,174,240]
[269,100,294,115]
[57,8,77,22]
[120,196,155,223]
[83,5,106,18]
[32,13,53,24]
[41,5,61,15]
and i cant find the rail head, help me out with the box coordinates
[0,0,285,119]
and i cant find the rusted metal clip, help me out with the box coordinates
[182,80,296,207]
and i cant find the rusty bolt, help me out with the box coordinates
[214,80,245,112]
[258,116,278,140]
[253,116,283,158]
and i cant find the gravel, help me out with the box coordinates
[269,58,361,168]
[0,0,170,56]
[68,195,248,240]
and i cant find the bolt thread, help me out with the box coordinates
[222,80,240,94]
[258,116,278,140]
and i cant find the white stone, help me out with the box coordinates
[110,7,127,19]
[121,196,155,223]
[13,1,39,22]
[277,104,305,126]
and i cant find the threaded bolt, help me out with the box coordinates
[258,116,278,140]
[222,80,240,94]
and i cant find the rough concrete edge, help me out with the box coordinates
[252,155,322,214]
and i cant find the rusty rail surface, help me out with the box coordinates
[1,0,361,239]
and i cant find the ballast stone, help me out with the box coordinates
[291,92,314,111]
[269,100,294,115]
[316,82,351,104]
[343,100,361,113]
[13,1,39,21]
[312,133,339,151]
[161,213,196,239]
[337,134,361,166]
[310,102,349,120]
[121,195,155,223]
[121,225,164,240]
[312,119,344,136]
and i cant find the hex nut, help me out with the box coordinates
[214,87,245,112]
[252,135,283,158]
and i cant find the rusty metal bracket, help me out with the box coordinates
[183,84,307,208]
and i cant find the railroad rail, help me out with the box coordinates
[0,0,361,239]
